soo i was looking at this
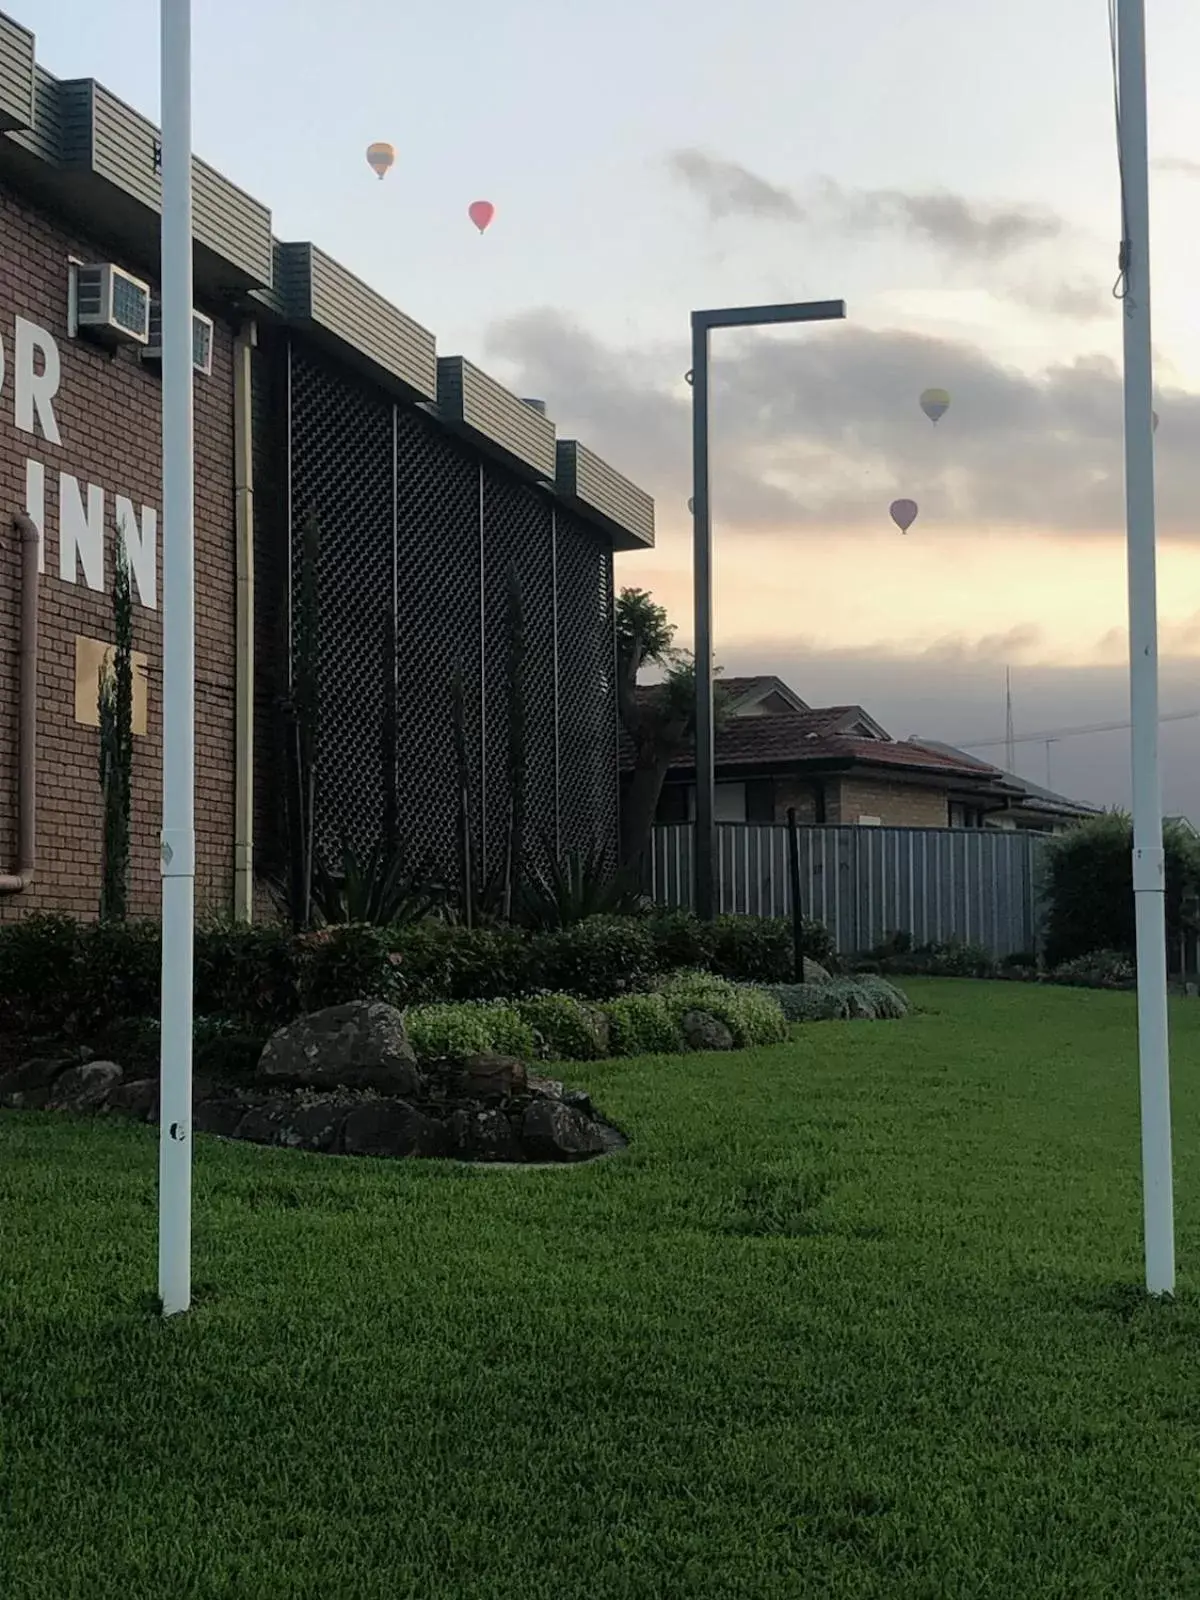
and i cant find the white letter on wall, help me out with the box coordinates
[15,318,62,445]
[25,458,45,575]
[59,474,104,591]
[115,496,157,610]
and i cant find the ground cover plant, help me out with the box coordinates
[5,979,1200,1597]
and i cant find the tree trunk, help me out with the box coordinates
[620,752,673,875]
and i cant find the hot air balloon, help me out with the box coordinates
[890,498,918,534]
[366,142,395,181]
[468,199,495,234]
[919,388,950,424]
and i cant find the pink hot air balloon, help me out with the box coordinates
[890,498,918,534]
[468,200,495,234]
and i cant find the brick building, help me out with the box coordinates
[0,10,653,923]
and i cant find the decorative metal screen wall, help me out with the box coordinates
[288,347,394,860]
[392,403,482,873]
[554,509,618,863]
[481,467,557,876]
[278,340,620,878]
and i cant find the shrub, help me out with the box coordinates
[656,972,788,1047]
[768,976,909,1022]
[386,924,532,1005]
[643,911,716,973]
[706,914,835,983]
[516,994,610,1061]
[602,993,683,1057]
[476,1004,539,1059]
[404,1003,495,1061]
[1042,811,1200,968]
[1047,949,1136,989]
[530,917,657,1000]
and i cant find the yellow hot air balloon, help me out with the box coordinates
[366,142,396,181]
[920,387,951,425]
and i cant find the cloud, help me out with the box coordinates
[663,149,803,222]
[1004,276,1109,322]
[1153,156,1200,177]
[486,309,1200,540]
[665,147,1065,262]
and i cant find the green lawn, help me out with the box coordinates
[4,979,1200,1599]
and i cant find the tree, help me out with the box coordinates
[616,587,725,871]
[98,527,134,922]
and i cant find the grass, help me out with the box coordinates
[4,978,1200,1598]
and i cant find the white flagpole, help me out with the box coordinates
[1115,0,1175,1296]
[158,0,196,1317]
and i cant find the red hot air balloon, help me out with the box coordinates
[468,199,495,234]
[366,142,395,180]
[889,498,918,534]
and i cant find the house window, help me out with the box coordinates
[656,785,689,824]
[684,783,748,822]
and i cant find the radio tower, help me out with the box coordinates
[1004,667,1016,775]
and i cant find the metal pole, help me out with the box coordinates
[158,0,196,1317]
[1116,0,1175,1297]
[691,317,715,921]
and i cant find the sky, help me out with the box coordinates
[18,0,1200,815]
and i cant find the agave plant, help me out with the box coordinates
[517,840,650,931]
[307,836,445,927]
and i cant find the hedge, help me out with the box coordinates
[0,910,834,1037]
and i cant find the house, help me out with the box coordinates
[626,675,1096,832]
[0,8,653,922]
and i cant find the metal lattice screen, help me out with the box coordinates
[481,466,557,877]
[288,347,393,861]
[393,404,482,876]
[282,349,621,881]
[554,509,618,863]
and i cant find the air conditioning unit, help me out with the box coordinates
[141,303,214,376]
[74,263,151,346]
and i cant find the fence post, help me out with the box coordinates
[787,807,804,980]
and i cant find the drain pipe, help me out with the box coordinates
[232,319,257,921]
[0,511,39,896]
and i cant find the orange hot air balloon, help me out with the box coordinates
[366,142,395,180]
[468,199,495,233]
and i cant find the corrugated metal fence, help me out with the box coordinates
[649,823,1047,957]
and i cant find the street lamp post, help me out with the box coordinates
[690,299,846,921]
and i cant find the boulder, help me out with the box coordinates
[341,1099,449,1159]
[193,1096,255,1138]
[562,1087,594,1118]
[0,1056,74,1106]
[449,1107,525,1163]
[236,1096,350,1153]
[46,1060,123,1111]
[802,958,833,984]
[680,1010,735,1052]
[257,1001,421,1096]
[520,1098,607,1161]
[106,1077,160,1121]
[526,1073,565,1101]
[459,1054,526,1100]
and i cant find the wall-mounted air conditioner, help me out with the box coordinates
[74,263,151,346]
[141,302,214,376]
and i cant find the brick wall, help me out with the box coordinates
[771,777,825,824]
[833,774,949,828]
[0,181,237,921]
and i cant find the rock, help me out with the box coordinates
[458,1054,527,1100]
[193,1096,254,1138]
[46,1060,123,1111]
[680,1010,735,1052]
[257,1001,421,1096]
[802,958,833,984]
[0,1056,74,1105]
[341,1099,449,1159]
[236,1096,350,1153]
[562,1087,594,1118]
[526,1073,565,1101]
[520,1099,607,1161]
[449,1107,525,1162]
[106,1077,160,1121]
